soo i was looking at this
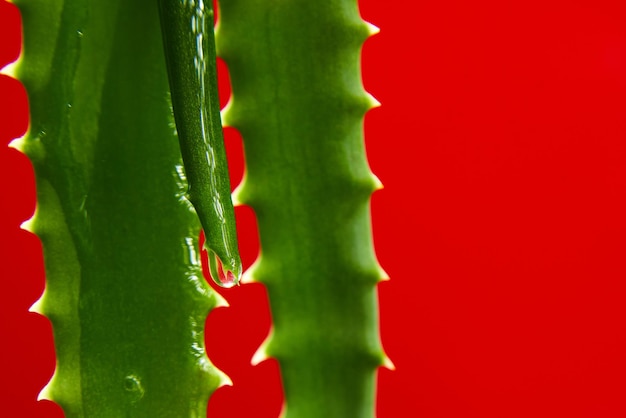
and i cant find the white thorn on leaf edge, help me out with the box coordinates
[366,22,380,36]
[250,328,273,366]
[1,60,18,77]
[382,355,396,371]
[20,217,35,232]
[29,295,43,314]
[37,375,54,401]
[367,92,381,109]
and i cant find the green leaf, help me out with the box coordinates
[14,0,228,415]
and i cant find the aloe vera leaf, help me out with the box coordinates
[13,0,227,416]
[217,1,388,416]
[158,0,242,288]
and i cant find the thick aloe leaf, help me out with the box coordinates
[217,1,388,416]
[14,0,227,416]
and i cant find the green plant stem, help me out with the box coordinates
[15,0,226,416]
[217,1,386,416]
[158,0,241,287]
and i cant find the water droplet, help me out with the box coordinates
[123,374,145,403]
[208,250,240,288]
[77,30,83,38]
[175,164,187,181]
[184,237,200,266]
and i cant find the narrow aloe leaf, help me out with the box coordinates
[217,1,388,416]
[13,0,227,416]
[158,0,242,288]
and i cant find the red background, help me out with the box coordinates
[3,0,626,416]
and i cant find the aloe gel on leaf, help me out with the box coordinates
[14,0,228,416]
